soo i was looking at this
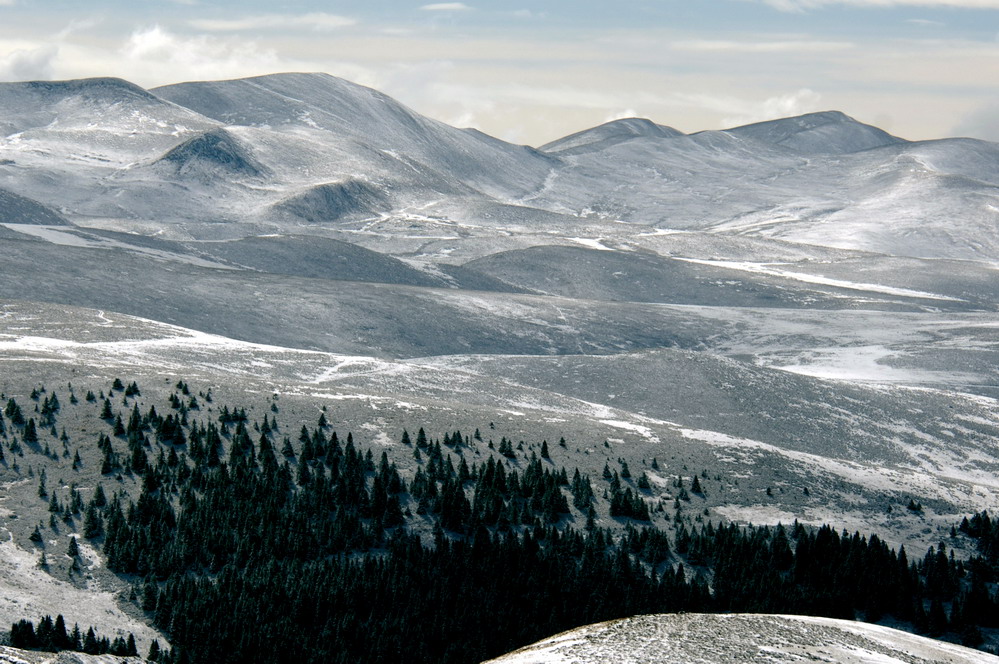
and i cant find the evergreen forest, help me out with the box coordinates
[4,379,999,663]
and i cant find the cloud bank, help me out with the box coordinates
[190,13,357,32]
[420,3,472,11]
[0,46,57,81]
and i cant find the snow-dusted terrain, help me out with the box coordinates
[0,72,996,542]
[0,72,997,659]
[482,613,999,664]
[0,646,143,664]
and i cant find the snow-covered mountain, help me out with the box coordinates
[482,613,999,664]
[0,72,998,661]
[0,72,995,258]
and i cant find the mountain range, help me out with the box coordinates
[0,72,997,661]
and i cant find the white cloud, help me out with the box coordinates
[0,45,57,81]
[0,0,16,6]
[905,18,947,25]
[190,13,357,32]
[55,17,103,41]
[113,25,287,83]
[759,0,999,10]
[672,39,854,52]
[420,3,472,11]
[720,88,824,126]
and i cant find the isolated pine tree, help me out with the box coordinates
[23,418,38,444]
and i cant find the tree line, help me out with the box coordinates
[5,380,999,662]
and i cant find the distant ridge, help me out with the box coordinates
[541,117,685,155]
[724,110,905,154]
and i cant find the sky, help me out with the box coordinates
[0,1,997,146]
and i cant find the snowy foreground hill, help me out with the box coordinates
[0,72,998,662]
[483,613,999,664]
[0,646,142,664]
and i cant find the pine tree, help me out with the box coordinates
[83,502,103,538]
[83,627,99,654]
[54,614,70,650]
[23,418,38,444]
[127,633,138,656]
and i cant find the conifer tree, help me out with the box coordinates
[83,627,99,654]
[23,418,38,444]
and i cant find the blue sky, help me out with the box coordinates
[1,0,997,144]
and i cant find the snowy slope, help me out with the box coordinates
[0,646,144,664]
[153,73,556,200]
[0,188,69,225]
[3,299,999,555]
[0,77,216,164]
[724,110,905,154]
[482,613,999,664]
[540,118,684,156]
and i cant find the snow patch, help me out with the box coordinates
[0,529,164,651]
[673,257,965,302]
[569,237,614,251]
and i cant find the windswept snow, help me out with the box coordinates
[672,257,965,302]
[483,613,999,664]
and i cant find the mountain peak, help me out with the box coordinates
[8,77,158,104]
[157,127,267,179]
[725,110,905,154]
[541,117,684,155]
